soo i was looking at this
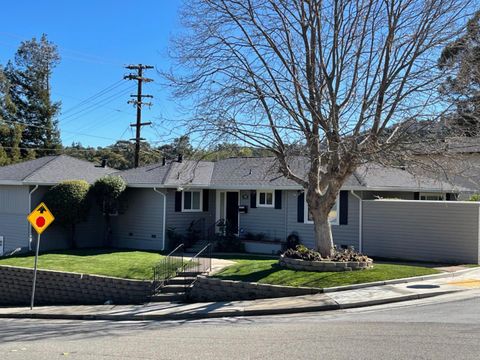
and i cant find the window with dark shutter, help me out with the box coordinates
[297,192,304,223]
[274,190,282,209]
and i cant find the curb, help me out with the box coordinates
[0,290,459,322]
[322,267,478,293]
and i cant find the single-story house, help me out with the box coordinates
[0,154,477,263]
[0,155,115,255]
[113,156,466,254]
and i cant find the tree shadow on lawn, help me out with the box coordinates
[215,262,339,287]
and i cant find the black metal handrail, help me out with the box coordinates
[183,243,212,290]
[152,243,184,293]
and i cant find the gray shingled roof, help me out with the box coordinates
[0,155,466,191]
[0,155,116,185]
[116,162,171,186]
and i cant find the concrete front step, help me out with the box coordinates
[160,284,191,293]
[150,293,185,302]
[177,271,203,277]
[168,277,197,285]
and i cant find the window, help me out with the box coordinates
[419,193,445,201]
[182,190,202,212]
[257,190,274,207]
[305,196,339,225]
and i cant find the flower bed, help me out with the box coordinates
[279,245,373,272]
[279,255,373,272]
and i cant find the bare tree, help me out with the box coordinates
[167,0,471,257]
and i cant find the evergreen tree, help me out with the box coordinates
[5,34,62,156]
[439,11,480,136]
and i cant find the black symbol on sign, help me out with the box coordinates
[38,206,47,214]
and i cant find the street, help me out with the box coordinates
[1,290,480,359]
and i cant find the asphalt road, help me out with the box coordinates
[1,290,480,360]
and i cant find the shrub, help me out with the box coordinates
[286,232,300,250]
[282,245,370,262]
[469,194,480,201]
[91,176,127,246]
[43,180,90,248]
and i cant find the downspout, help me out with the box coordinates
[350,190,363,253]
[28,185,39,251]
[153,188,167,251]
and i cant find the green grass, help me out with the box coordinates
[213,257,441,289]
[0,249,166,280]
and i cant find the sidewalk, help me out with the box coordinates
[1,267,479,321]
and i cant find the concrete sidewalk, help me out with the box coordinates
[1,267,479,321]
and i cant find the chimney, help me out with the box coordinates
[101,159,107,168]
[178,154,183,163]
[162,157,166,166]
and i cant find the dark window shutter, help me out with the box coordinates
[446,193,456,201]
[275,190,282,209]
[203,189,209,211]
[414,192,420,200]
[339,191,348,225]
[250,190,257,208]
[175,191,182,212]
[297,192,304,223]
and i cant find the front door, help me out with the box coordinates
[216,191,239,234]
[226,192,239,234]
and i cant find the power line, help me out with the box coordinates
[60,79,126,116]
[124,64,154,168]
[1,119,120,141]
[60,85,135,125]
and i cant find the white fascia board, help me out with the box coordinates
[364,199,480,205]
[123,183,462,192]
[0,180,27,186]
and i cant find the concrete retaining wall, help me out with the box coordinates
[188,276,321,302]
[0,265,152,306]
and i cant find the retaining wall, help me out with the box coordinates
[0,265,152,306]
[188,276,321,302]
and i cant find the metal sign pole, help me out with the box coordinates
[30,233,41,310]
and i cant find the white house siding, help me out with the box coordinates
[363,200,480,264]
[239,190,287,240]
[0,185,30,253]
[111,188,165,251]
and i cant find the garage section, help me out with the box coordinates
[0,185,30,254]
[111,188,165,251]
[363,200,480,264]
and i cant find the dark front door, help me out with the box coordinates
[226,192,239,234]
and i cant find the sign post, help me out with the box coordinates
[27,202,55,310]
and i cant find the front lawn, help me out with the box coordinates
[212,257,441,289]
[0,249,165,280]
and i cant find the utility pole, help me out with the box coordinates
[124,64,154,168]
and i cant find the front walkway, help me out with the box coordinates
[1,267,479,321]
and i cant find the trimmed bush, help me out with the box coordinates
[43,180,91,248]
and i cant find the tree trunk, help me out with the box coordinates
[312,211,334,258]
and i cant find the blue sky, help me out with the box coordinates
[0,0,184,148]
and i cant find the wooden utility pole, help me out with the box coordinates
[124,64,153,168]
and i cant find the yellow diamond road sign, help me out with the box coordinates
[27,202,55,235]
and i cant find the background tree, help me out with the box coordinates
[4,34,62,157]
[91,176,127,246]
[439,10,480,136]
[43,180,90,249]
[168,0,470,257]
